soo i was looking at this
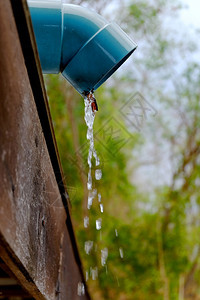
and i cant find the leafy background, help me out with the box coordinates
[45,0,200,299]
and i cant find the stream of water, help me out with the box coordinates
[78,91,123,294]
[84,92,108,275]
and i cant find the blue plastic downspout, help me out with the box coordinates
[28,0,137,95]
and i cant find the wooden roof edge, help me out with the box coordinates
[9,1,91,299]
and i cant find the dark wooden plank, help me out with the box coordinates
[0,1,89,299]
[10,0,70,212]
[9,2,90,298]
[0,278,18,285]
[0,285,31,297]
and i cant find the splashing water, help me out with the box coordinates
[83,91,125,285]
[84,92,102,215]
[83,92,109,281]
[84,92,104,230]
[84,92,99,171]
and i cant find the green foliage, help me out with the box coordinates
[45,0,200,299]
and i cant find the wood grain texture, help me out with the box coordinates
[0,1,89,299]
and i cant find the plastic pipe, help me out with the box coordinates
[28,0,137,95]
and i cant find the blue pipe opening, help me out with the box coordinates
[28,0,137,95]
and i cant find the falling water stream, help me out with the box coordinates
[84,91,107,277]
[78,91,123,294]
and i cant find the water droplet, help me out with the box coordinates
[84,216,89,228]
[100,203,104,213]
[90,266,98,280]
[87,189,97,209]
[87,169,92,190]
[87,195,93,209]
[95,155,100,166]
[77,282,85,296]
[84,96,95,130]
[95,169,102,180]
[98,193,101,202]
[101,248,108,266]
[85,240,93,255]
[84,94,100,193]
[96,218,102,230]
[119,247,124,258]
[87,182,92,190]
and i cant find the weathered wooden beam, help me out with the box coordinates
[0,258,33,298]
[0,278,18,286]
[0,1,90,299]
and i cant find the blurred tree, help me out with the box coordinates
[45,0,200,299]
